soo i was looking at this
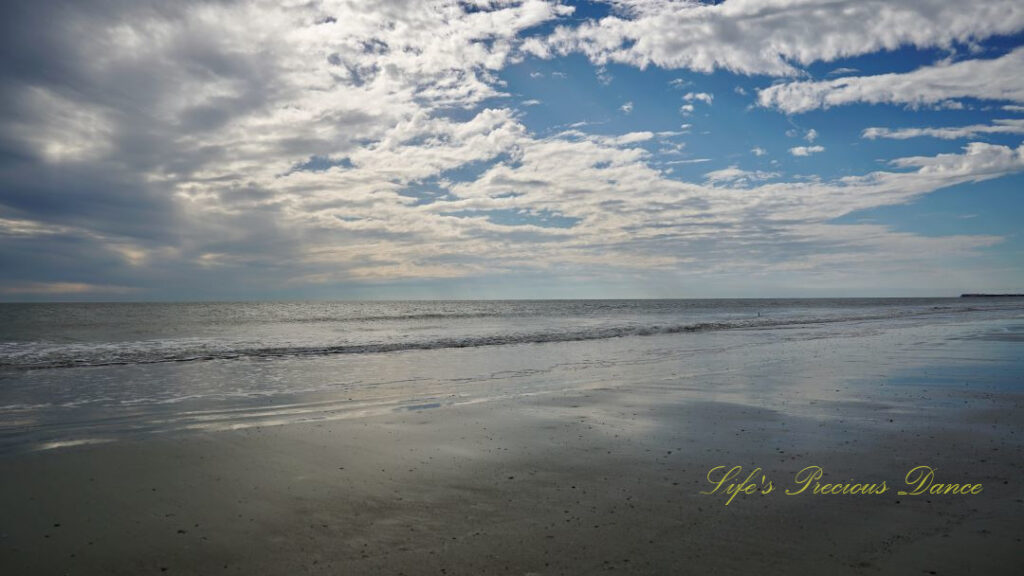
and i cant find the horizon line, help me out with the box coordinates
[0,295,1002,304]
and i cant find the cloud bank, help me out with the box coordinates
[1,0,1022,298]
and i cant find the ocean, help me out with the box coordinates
[2,298,1023,453]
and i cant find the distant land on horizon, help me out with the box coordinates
[5,295,1024,304]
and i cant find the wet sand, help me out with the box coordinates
[2,319,1023,574]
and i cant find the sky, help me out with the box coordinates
[1,0,1022,300]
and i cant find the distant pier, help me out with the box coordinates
[960,293,1024,298]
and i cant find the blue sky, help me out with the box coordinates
[1,0,1022,300]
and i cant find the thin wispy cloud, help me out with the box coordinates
[863,119,1024,140]
[789,145,826,156]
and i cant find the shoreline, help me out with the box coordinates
[2,316,1022,574]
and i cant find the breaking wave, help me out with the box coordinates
[2,304,1012,370]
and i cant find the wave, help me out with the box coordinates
[2,305,1011,371]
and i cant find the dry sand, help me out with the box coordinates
[1,319,1022,574]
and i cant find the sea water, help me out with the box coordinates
[2,298,1022,452]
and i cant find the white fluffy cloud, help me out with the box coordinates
[2,0,1023,297]
[683,92,713,105]
[759,48,1024,113]
[544,0,1024,75]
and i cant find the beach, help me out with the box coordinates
[5,0,1024,573]
[1,301,1023,574]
